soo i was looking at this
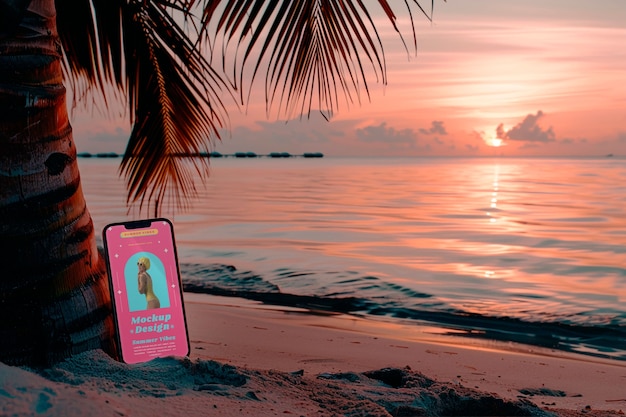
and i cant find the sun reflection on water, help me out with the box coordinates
[484,163,500,278]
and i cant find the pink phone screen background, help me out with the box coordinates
[105,220,189,364]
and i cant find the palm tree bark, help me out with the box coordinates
[0,0,115,365]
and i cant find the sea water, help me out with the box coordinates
[80,156,626,360]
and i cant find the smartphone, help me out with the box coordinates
[102,218,190,364]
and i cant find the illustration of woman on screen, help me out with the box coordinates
[137,257,160,309]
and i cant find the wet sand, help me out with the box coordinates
[1,293,625,416]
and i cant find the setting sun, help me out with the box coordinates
[486,137,503,147]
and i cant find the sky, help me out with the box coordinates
[70,0,626,157]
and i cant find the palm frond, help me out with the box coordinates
[119,1,231,215]
[201,0,436,120]
[55,0,437,214]
[56,0,232,214]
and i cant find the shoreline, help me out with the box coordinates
[186,293,626,412]
[2,293,625,416]
[181,282,626,363]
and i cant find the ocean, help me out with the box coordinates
[80,156,626,361]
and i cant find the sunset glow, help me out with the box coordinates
[70,1,626,158]
[486,137,503,148]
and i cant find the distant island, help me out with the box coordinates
[77,151,324,158]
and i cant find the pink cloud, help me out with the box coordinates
[496,111,556,143]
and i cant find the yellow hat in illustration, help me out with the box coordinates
[137,257,151,270]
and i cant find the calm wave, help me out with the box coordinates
[80,157,626,360]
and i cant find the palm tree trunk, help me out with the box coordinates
[0,0,115,365]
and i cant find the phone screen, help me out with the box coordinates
[103,218,190,364]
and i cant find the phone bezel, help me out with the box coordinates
[102,218,190,363]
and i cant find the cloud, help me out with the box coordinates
[355,122,417,147]
[205,115,479,157]
[560,137,590,145]
[496,111,556,143]
[74,126,130,153]
[213,115,444,156]
[213,112,353,155]
[89,127,128,143]
[419,120,448,136]
[495,123,507,140]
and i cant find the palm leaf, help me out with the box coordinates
[57,0,232,214]
[56,0,438,214]
[200,0,436,120]
[119,2,230,214]
[56,0,124,107]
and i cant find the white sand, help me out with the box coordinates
[1,293,625,417]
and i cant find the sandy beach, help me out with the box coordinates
[2,293,625,416]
